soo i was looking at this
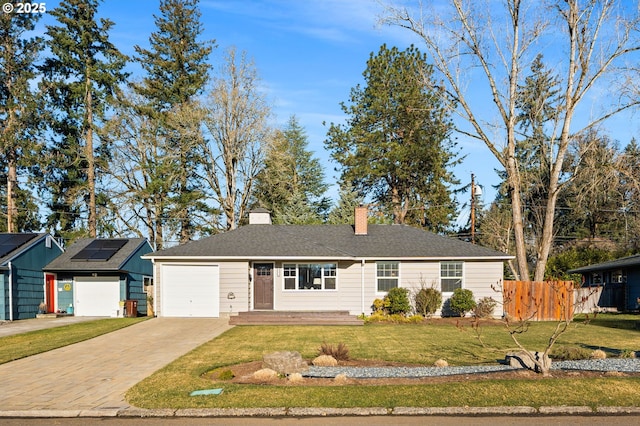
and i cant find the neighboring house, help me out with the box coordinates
[569,254,640,312]
[44,238,153,317]
[0,233,64,321]
[143,207,512,318]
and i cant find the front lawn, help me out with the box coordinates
[126,314,640,409]
[0,317,148,364]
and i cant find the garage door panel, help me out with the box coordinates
[75,277,120,317]
[161,264,219,317]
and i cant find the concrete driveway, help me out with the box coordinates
[0,317,232,412]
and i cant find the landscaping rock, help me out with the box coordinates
[312,355,338,367]
[262,351,308,375]
[505,350,551,373]
[253,368,279,381]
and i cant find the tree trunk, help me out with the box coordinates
[6,154,17,233]
[85,78,97,238]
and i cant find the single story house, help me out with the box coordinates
[143,207,512,318]
[0,233,64,320]
[569,254,640,311]
[44,238,153,317]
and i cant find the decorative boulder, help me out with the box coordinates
[253,368,279,382]
[262,351,308,375]
[505,350,551,373]
[312,355,338,367]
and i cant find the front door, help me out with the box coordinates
[253,263,274,310]
[45,274,56,313]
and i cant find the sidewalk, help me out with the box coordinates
[0,317,232,413]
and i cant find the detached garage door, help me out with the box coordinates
[74,276,120,317]
[160,264,219,317]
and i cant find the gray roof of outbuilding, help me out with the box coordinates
[568,254,640,274]
[0,233,48,265]
[44,238,150,272]
[145,224,512,260]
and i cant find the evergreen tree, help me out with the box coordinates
[325,44,459,232]
[253,116,329,223]
[132,0,214,243]
[0,7,44,232]
[41,0,128,240]
[327,182,363,225]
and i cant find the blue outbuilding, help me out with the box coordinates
[0,233,64,320]
[44,238,153,317]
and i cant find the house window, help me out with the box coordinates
[592,272,603,285]
[441,261,463,293]
[282,263,337,290]
[143,276,153,293]
[611,270,625,284]
[377,261,399,292]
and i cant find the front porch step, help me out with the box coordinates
[229,310,363,326]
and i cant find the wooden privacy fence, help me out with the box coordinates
[503,280,574,321]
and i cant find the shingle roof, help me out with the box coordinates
[45,238,149,272]
[568,254,640,274]
[146,224,512,260]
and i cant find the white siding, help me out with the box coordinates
[154,258,505,317]
[220,261,249,314]
[397,260,504,317]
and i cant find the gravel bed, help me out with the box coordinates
[305,358,640,379]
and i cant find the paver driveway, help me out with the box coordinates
[0,317,232,411]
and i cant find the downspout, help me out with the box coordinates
[360,259,365,314]
[152,259,157,317]
[8,261,13,321]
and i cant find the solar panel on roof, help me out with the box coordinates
[0,233,38,258]
[71,239,128,262]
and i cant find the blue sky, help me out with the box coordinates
[33,0,640,227]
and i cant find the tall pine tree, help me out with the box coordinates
[132,0,214,244]
[0,7,43,232]
[41,0,128,240]
[325,45,459,231]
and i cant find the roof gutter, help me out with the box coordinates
[142,255,515,262]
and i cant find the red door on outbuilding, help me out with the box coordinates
[45,274,56,313]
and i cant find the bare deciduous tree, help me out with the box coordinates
[202,48,272,230]
[382,0,640,280]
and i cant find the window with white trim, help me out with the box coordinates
[283,263,337,290]
[440,261,463,292]
[143,276,153,293]
[377,261,399,292]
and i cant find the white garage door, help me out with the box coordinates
[160,264,219,317]
[74,276,120,317]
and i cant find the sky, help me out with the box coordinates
[28,0,640,228]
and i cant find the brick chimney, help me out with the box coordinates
[354,205,368,235]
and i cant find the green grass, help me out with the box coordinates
[0,317,148,364]
[126,314,640,409]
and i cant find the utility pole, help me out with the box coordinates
[471,173,476,244]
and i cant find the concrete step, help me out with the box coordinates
[229,311,363,326]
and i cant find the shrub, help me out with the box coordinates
[415,287,442,317]
[318,342,350,361]
[448,288,476,317]
[473,297,497,318]
[217,369,235,380]
[384,287,411,315]
[372,298,385,313]
[550,345,592,360]
[591,349,607,359]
